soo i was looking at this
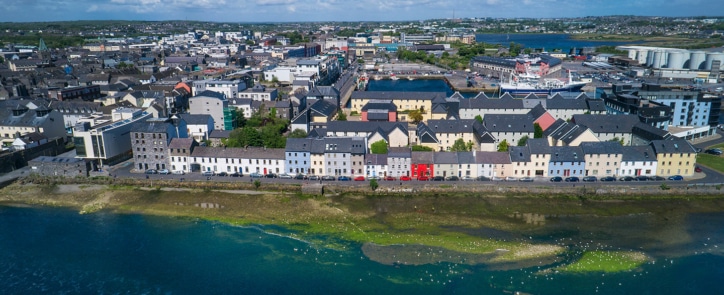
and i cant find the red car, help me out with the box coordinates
[400,176,412,181]
[695,166,703,173]
[416,176,430,181]
[354,176,366,181]
[384,176,396,181]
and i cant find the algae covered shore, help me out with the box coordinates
[2,181,724,273]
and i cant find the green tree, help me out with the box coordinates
[517,135,529,147]
[370,140,388,154]
[271,75,279,85]
[450,138,469,152]
[533,123,543,138]
[411,145,434,152]
[253,180,261,189]
[288,129,307,138]
[408,109,424,124]
[474,114,483,124]
[369,178,379,191]
[497,139,509,152]
[235,109,247,127]
[336,110,347,121]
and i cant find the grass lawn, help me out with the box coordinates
[697,143,724,173]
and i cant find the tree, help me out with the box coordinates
[517,136,529,147]
[369,178,379,191]
[408,109,424,124]
[288,129,307,138]
[533,123,543,138]
[336,110,347,121]
[370,140,388,154]
[497,139,509,152]
[245,40,255,46]
[474,115,483,124]
[253,180,261,189]
[271,75,279,85]
[235,109,247,128]
[450,138,469,152]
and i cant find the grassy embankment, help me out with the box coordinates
[697,143,724,174]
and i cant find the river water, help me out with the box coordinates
[1,204,723,294]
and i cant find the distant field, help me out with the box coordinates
[571,34,724,49]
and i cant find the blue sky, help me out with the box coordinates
[1,0,720,22]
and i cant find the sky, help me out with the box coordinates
[1,0,721,22]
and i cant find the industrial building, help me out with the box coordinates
[616,46,723,82]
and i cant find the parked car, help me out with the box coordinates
[337,176,351,181]
[648,176,665,181]
[158,169,170,175]
[668,175,684,181]
[145,169,158,174]
[216,172,228,177]
[278,173,293,179]
[619,176,635,181]
[321,175,336,181]
[307,175,320,181]
[505,176,517,182]
[445,176,459,181]
[491,176,504,181]
[172,170,185,175]
[368,176,381,180]
[264,173,277,178]
[695,166,703,173]
[550,176,563,182]
[400,176,412,181]
[635,175,649,181]
[201,171,214,177]
[294,174,306,180]
[600,176,617,182]
[353,176,366,181]
[582,176,597,182]
[565,176,580,182]
[417,176,430,181]
[476,176,490,181]
[384,176,396,181]
[519,177,534,182]
[249,172,263,178]
[230,172,242,177]
[461,176,475,181]
[705,149,723,155]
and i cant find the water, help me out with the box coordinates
[475,34,637,51]
[1,205,723,294]
[367,79,478,98]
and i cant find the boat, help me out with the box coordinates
[389,74,399,81]
[373,75,381,81]
[499,71,587,95]
[407,76,415,81]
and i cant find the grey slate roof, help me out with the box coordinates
[0,100,56,128]
[650,138,696,154]
[632,122,671,141]
[365,153,388,165]
[475,151,511,164]
[325,121,407,135]
[545,95,589,110]
[361,101,397,112]
[388,146,411,158]
[456,151,476,164]
[621,145,656,162]
[483,114,535,133]
[412,151,434,163]
[285,137,313,152]
[459,94,525,110]
[580,141,623,155]
[527,103,548,120]
[550,146,585,163]
[509,146,531,162]
[194,90,226,100]
[131,120,171,133]
[168,138,196,150]
[433,152,458,164]
[544,120,590,145]
[351,91,446,101]
[586,99,607,112]
[526,138,552,155]
[208,130,232,139]
[321,137,367,154]
[178,113,212,125]
[571,114,640,134]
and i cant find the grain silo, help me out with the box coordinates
[704,52,724,70]
[666,51,686,69]
[652,50,666,69]
[635,50,649,65]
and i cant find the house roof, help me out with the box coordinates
[509,146,531,162]
[475,151,511,164]
[526,138,552,154]
[168,137,196,149]
[387,146,411,158]
[571,114,640,134]
[351,91,446,101]
[621,145,656,162]
[549,146,585,163]
[131,119,172,133]
[365,153,388,165]
[412,151,434,163]
[580,141,623,155]
[483,114,535,133]
[194,90,226,100]
[459,95,525,110]
[208,130,232,139]
[433,151,458,164]
[650,138,696,154]
[178,113,212,125]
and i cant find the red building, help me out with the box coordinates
[411,151,434,179]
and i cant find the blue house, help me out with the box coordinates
[548,146,585,177]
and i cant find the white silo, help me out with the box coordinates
[646,50,655,66]
[652,50,666,68]
[627,49,637,60]
[636,50,649,65]
[704,52,724,70]
[667,51,685,69]
[689,51,706,70]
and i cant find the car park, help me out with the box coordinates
[158,169,170,175]
[145,169,158,174]
[337,176,351,181]
[249,172,263,178]
[668,175,684,181]
[400,176,412,181]
[445,176,459,181]
[582,176,597,182]
[550,176,563,182]
[565,176,580,182]
[519,177,534,182]
[353,176,366,181]
[201,171,214,177]
[600,176,616,182]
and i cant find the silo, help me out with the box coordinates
[636,50,649,65]
[667,51,685,69]
[627,49,637,60]
[646,50,655,67]
[704,52,724,70]
[652,50,665,69]
[689,51,706,70]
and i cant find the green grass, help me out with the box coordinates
[558,251,648,273]
[697,153,724,173]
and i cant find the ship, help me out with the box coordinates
[500,71,587,95]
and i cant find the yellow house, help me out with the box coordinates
[650,138,696,177]
[350,91,443,122]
